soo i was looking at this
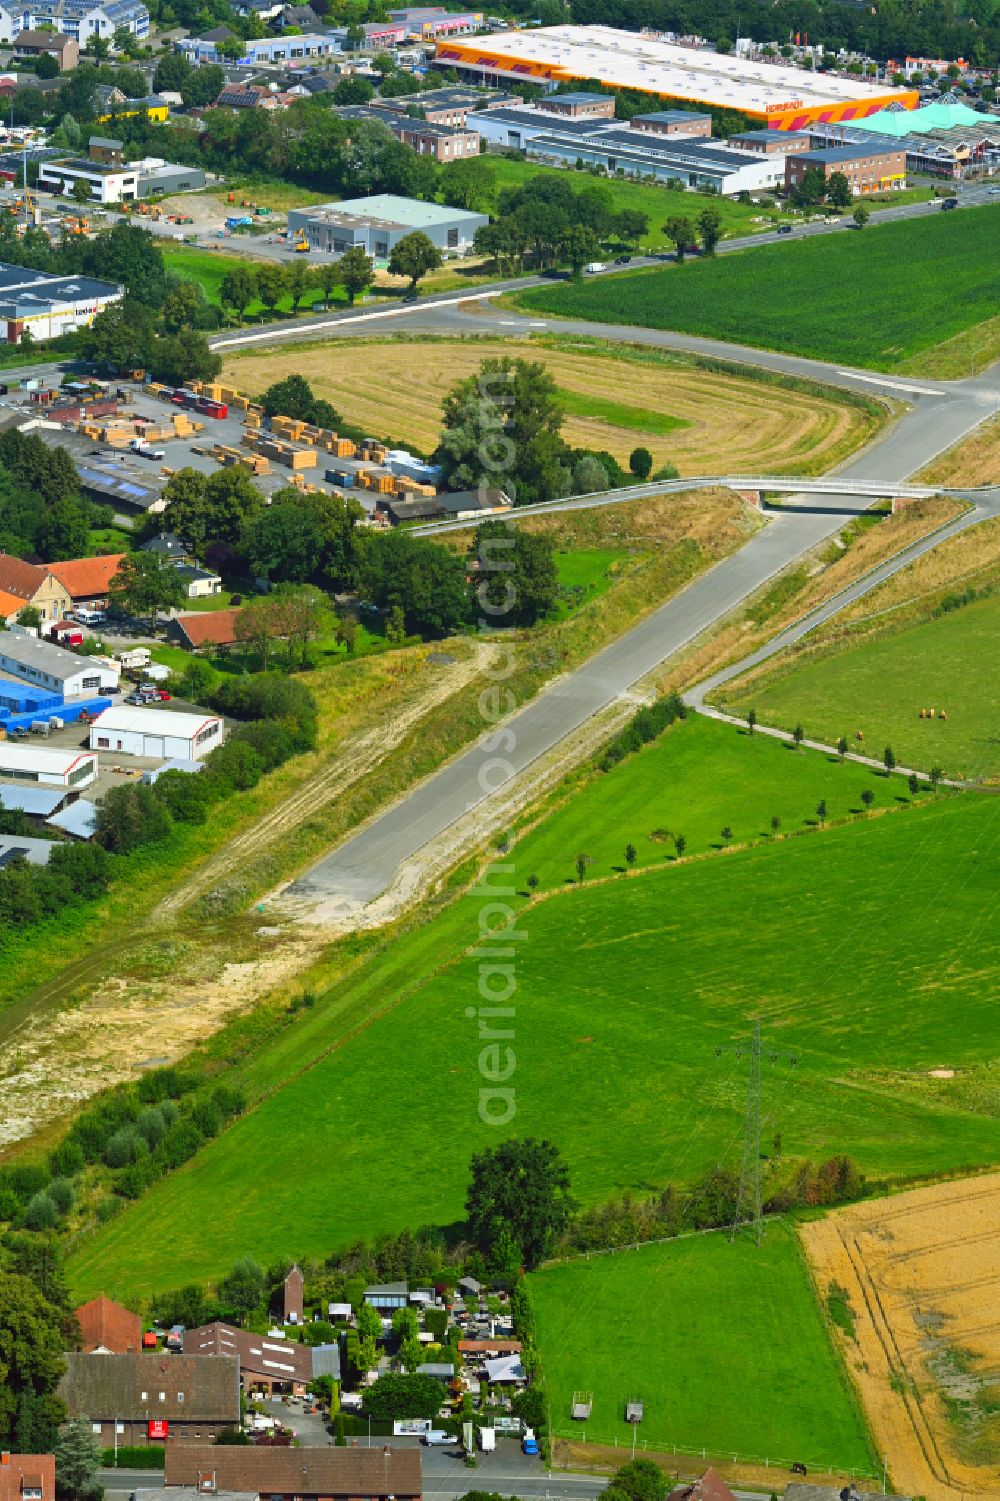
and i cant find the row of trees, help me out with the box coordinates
[473,173,650,276]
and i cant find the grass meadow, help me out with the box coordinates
[514,206,1000,371]
[513,713,921,889]
[532,1225,874,1470]
[723,596,1000,781]
[68,750,1000,1301]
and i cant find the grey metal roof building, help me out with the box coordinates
[0,632,106,687]
[0,834,56,866]
[287,193,487,258]
[0,783,68,816]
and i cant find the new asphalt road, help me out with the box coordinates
[282,326,999,917]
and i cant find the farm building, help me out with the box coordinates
[0,1454,56,1501]
[88,706,224,760]
[0,835,56,866]
[168,608,244,651]
[0,552,71,625]
[437,25,918,130]
[0,743,97,789]
[286,195,488,258]
[46,553,126,607]
[163,1444,422,1501]
[0,632,119,697]
[75,1294,143,1354]
[59,1352,240,1445]
[183,1321,339,1396]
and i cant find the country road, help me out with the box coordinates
[279,326,999,919]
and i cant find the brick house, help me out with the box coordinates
[59,1353,240,1446]
[0,555,71,627]
[164,1445,422,1501]
[168,608,244,651]
[282,1266,304,1324]
[784,143,906,195]
[75,1294,142,1353]
[12,29,78,68]
[0,1454,56,1501]
[46,555,126,610]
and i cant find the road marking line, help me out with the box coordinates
[212,288,502,348]
[838,370,941,396]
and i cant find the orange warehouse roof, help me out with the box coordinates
[46,553,126,599]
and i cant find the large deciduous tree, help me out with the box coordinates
[387,231,442,292]
[470,519,557,626]
[434,356,571,508]
[0,1272,69,1448]
[465,1138,574,1271]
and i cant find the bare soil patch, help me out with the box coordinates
[802,1175,1000,1500]
[221,337,872,475]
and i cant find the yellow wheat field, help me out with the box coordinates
[802,1174,1000,1500]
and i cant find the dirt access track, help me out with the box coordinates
[802,1173,1000,1500]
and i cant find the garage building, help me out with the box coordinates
[0,744,97,789]
[0,633,119,697]
[89,706,224,760]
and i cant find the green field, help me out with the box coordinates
[440,155,774,248]
[553,547,632,616]
[515,713,923,889]
[67,748,1000,1301]
[532,1226,873,1470]
[162,246,345,317]
[513,205,1000,370]
[555,387,690,435]
[723,596,1000,781]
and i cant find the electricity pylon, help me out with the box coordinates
[717,1019,797,1245]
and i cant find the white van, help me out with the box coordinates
[73,608,107,626]
[584,262,606,274]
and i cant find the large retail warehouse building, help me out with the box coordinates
[436,26,918,131]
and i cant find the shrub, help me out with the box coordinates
[136,1106,167,1148]
[25,1192,58,1230]
[104,1127,148,1169]
[47,1178,74,1215]
[47,1139,85,1178]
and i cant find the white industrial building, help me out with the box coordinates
[89,706,224,760]
[0,743,98,788]
[0,633,120,697]
[465,103,789,191]
[38,154,140,205]
[0,263,123,344]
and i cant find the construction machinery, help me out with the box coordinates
[293,234,310,253]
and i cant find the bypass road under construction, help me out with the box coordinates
[275,307,999,920]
